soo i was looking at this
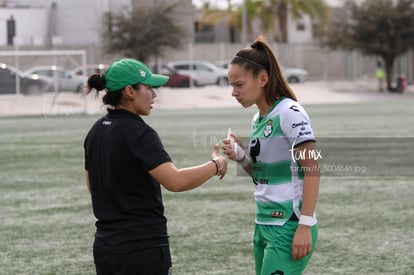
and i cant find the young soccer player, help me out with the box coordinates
[222,35,320,275]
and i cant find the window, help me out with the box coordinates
[174,64,189,70]
[297,22,306,31]
[195,64,211,72]
[296,14,306,31]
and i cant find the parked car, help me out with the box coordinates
[151,65,191,88]
[71,64,109,77]
[23,65,85,93]
[215,60,230,70]
[167,60,228,86]
[216,59,308,83]
[0,63,49,95]
[281,66,308,83]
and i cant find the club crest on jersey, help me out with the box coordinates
[264,120,273,137]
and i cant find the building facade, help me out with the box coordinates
[0,0,411,82]
[0,0,140,47]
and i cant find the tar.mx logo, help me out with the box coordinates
[289,140,322,163]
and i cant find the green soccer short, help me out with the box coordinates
[253,221,318,275]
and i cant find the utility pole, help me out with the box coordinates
[241,0,247,45]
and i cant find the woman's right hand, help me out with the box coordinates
[212,144,228,180]
[222,133,244,161]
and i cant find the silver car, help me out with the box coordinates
[23,65,85,93]
[0,63,49,95]
[167,60,228,86]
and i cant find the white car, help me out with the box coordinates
[167,60,228,86]
[281,66,308,83]
[23,65,85,93]
[216,60,307,83]
[215,60,230,69]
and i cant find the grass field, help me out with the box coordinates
[0,97,413,274]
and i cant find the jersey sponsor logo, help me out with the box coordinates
[297,131,312,138]
[253,177,269,185]
[102,120,112,125]
[264,120,273,137]
[289,105,300,112]
[249,138,261,163]
[271,211,284,218]
[292,121,308,130]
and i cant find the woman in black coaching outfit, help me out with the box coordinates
[84,58,227,274]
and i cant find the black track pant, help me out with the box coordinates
[94,245,172,275]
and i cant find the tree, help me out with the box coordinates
[197,0,262,42]
[233,0,267,41]
[196,1,237,42]
[268,0,329,43]
[100,3,187,63]
[197,0,328,43]
[323,0,414,91]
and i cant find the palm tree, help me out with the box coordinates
[234,0,267,41]
[268,0,329,43]
[197,0,328,43]
[197,0,263,42]
[197,3,237,42]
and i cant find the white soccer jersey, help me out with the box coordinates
[248,97,317,226]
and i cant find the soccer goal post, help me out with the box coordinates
[0,49,89,114]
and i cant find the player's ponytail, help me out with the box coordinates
[87,73,105,93]
[87,73,123,107]
[231,34,297,104]
[253,36,297,102]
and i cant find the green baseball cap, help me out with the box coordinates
[104,58,169,92]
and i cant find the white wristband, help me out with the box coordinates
[234,143,245,161]
[227,128,251,167]
[299,215,313,226]
[234,143,252,167]
[238,154,252,167]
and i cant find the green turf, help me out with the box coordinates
[0,97,413,274]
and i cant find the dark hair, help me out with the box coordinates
[231,35,297,104]
[87,73,142,106]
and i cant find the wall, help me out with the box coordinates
[1,43,412,83]
[157,42,376,81]
[288,13,313,44]
[0,0,131,47]
[52,0,132,46]
[0,8,47,46]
